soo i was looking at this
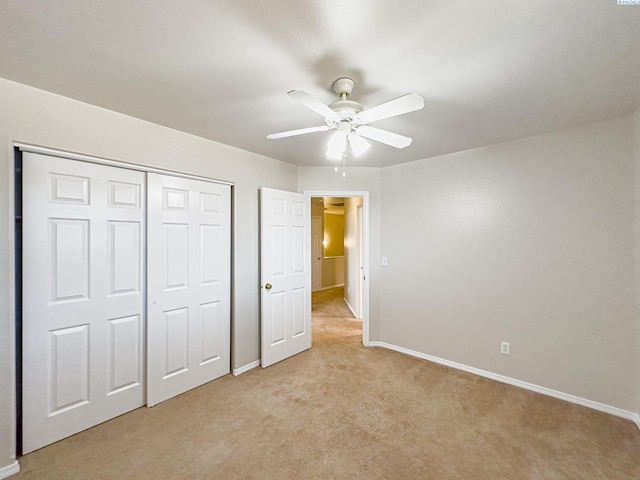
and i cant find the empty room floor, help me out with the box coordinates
[14,288,640,479]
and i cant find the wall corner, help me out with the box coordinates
[634,107,640,419]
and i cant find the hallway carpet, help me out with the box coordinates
[15,288,640,479]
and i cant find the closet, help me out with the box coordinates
[20,151,231,453]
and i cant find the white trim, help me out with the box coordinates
[15,142,234,186]
[633,413,640,430]
[369,341,640,428]
[304,190,370,346]
[318,283,344,291]
[0,461,19,479]
[233,360,260,376]
[344,298,358,318]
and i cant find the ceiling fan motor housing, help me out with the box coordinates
[332,77,355,97]
[327,99,363,126]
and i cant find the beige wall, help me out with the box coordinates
[635,107,640,417]
[321,256,345,288]
[0,78,297,470]
[323,213,345,257]
[380,117,636,411]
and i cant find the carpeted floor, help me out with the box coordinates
[14,287,640,479]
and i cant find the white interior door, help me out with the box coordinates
[146,173,231,406]
[260,188,311,368]
[311,216,322,292]
[22,153,145,453]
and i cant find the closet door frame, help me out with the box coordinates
[15,144,234,187]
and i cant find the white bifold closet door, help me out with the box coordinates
[22,154,231,453]
[22,153,146,454]
[146,173,230,406]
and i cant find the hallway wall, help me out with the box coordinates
[344,197,363,317]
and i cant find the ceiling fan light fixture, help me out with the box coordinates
[348,132,370,157]
[326,130,347,160]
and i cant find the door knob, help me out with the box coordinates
[265,283,272,291]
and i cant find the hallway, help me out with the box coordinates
[311,287,361,345]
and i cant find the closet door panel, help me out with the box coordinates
[22,153,145,454]
[146,173,230,406]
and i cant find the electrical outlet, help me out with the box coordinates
[500,342,510,355]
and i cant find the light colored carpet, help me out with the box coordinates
[15,287,640,479]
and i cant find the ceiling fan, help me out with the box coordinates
[267,78,424,160]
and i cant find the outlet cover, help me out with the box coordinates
[500,342,510,355]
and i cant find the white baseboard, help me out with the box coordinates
[369,341,640,429]
[233,360,260,376]
[633,413,640,430]
[318,284,344,292]
[343,298,358,318]
[0,461,19,479]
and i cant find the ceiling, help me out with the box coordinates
[323,197,345,215]
[1,1,639,168]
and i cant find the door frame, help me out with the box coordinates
[311,215,323,292]
[304,190,370,346]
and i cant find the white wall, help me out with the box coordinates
[298,167,381,340]
[380,117,636,411]
[0,78,297,471]
[344,197,362,316]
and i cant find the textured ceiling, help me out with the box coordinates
[1,1,639,167]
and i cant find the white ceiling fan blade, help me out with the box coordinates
[355,93,424,124]
[287,90,339,120]
[357,125,413,149]
[267,125,331,139]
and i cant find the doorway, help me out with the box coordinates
[305,191,369,346]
